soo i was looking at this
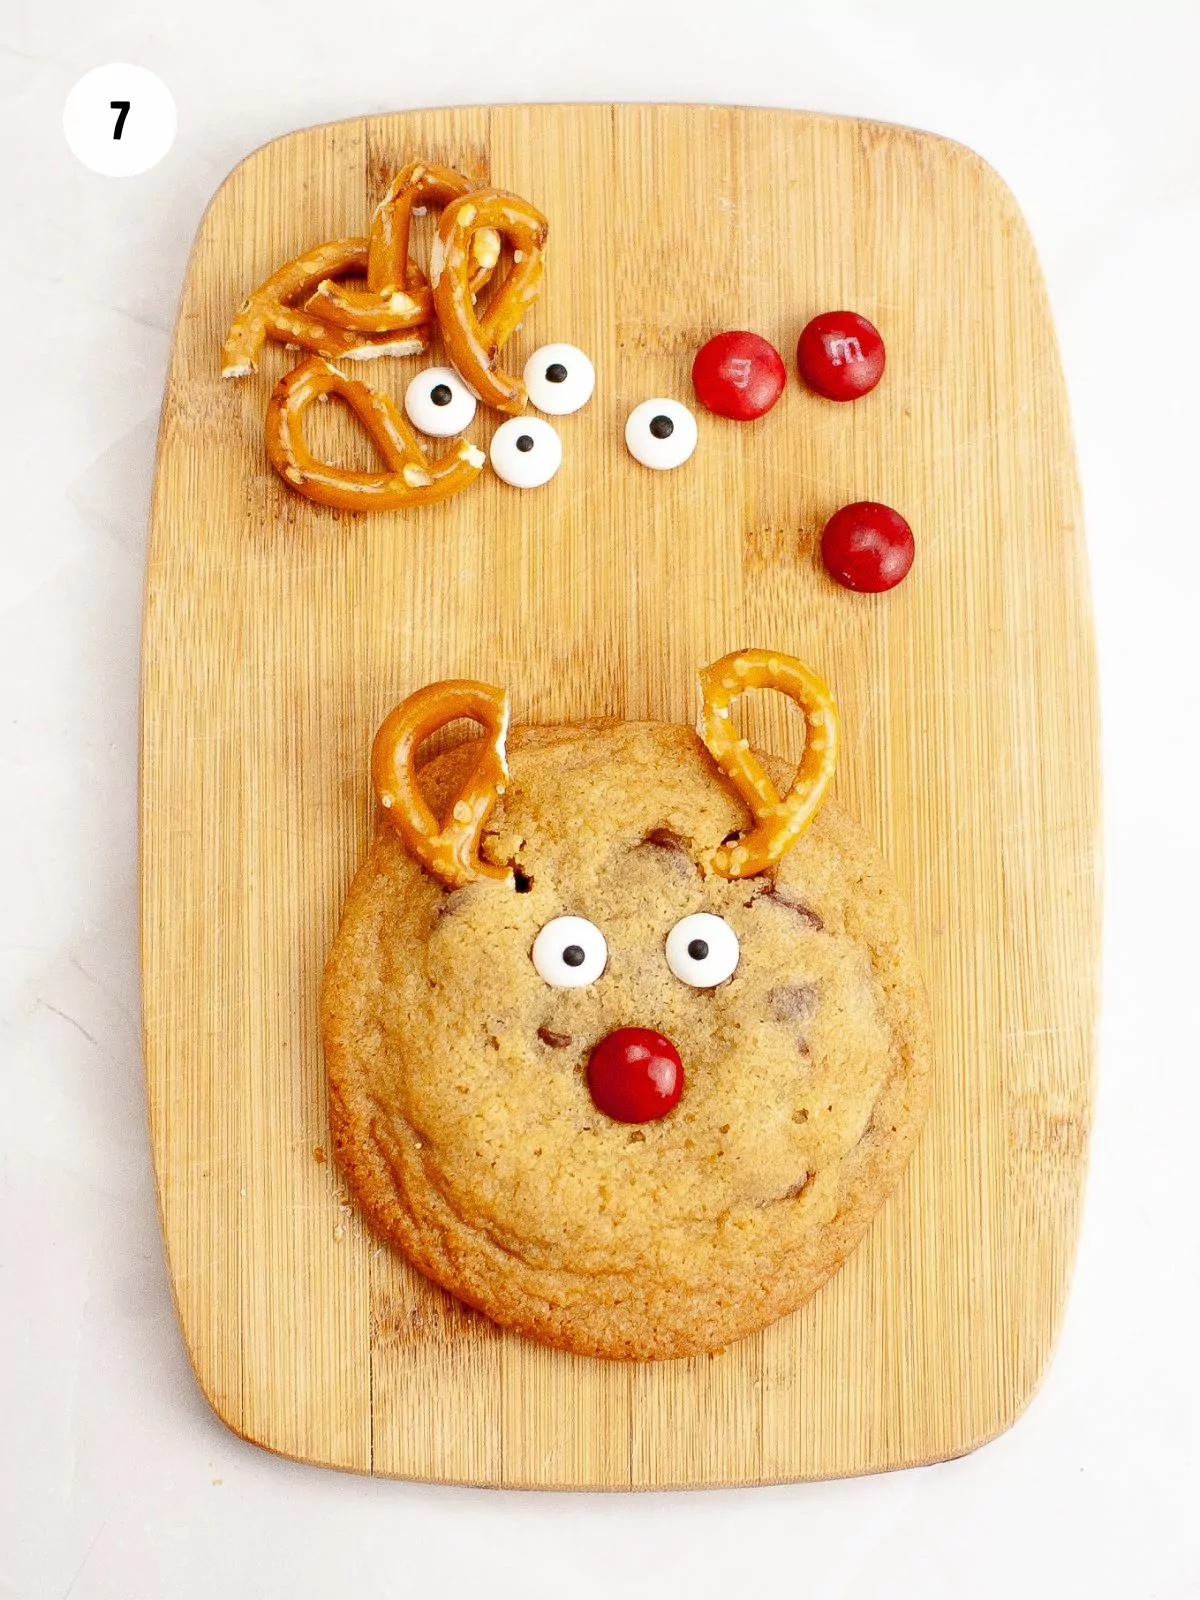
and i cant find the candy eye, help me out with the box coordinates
[489,416,563,488]
[524,343,596,415]
[624,398,697,470]
[404,366,477,437]
[532,915,608,988]
[665,913,740,988]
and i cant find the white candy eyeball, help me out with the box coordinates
[532,915,608,988]
[404,366,476,437]
[625,398,698,470]
[665,912,740,988]
[489,416,563,489]
[524,343,596,415]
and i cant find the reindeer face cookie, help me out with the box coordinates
[322,652,930,1360]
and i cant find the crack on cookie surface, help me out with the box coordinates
[753,883,825,930]
[777,1169,815,1202]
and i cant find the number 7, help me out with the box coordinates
[110,101,130,140]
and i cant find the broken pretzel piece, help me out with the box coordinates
[221,237,429,377]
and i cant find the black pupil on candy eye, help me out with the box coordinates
[687,939,709,961]
[430,384,453,406]
[562,944,586,967]
[516,434,535,452]
[649,414,674,439]
[545,363,568,383]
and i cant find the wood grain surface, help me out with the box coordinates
[141,104,1100,1487]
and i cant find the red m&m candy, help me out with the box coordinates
[586,1027,683,1123]
[797,311,885,401]
[820,501,914,593]
[692,331,786,420]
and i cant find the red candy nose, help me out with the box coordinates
[586,1028,683,1124]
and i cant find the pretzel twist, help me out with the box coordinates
[264,357,484,511]
[371,681,512,889]
[431,189,548,414]
[304,161,501,335]
[697,650,839,878]
[221,238,429,377]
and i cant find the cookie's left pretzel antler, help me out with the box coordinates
[697,649,839,878]
[372,680,512,889]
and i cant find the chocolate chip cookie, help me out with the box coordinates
[323,718,930,1360]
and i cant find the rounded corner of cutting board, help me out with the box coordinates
[177,1320,371,1477]
[201,119,336,195]
[809,109,1051,270]
[934,1360,1059,1471]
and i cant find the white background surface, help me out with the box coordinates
[3,3,1199,1597]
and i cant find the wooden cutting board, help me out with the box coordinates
[141,104,1099,1487]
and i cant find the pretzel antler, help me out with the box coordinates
[697,650,839,878]
[264,357,484,511]
[431,188,548,414]
[371,681,512,889]
[304,161,500,335]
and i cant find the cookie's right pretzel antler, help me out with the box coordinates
[371,680,512,889]
[698,649,840,878]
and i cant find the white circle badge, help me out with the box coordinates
[63,64,177,177]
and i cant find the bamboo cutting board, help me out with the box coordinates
[141,104,1100,1487]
